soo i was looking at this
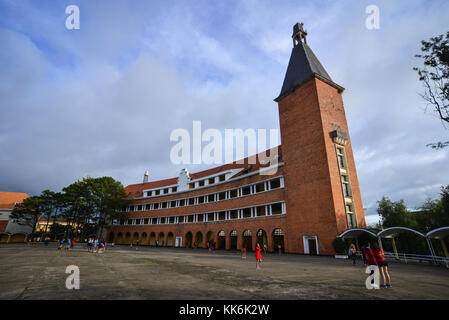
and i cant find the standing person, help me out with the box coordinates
[94,238,99,253]
[212,242,216,253]
[278,244,282,255]
[135,239,139,250]
[255,243,263,270]
[362,242,377,267]
[348,243,357,265]
[87,238,93,252]
[372,242,391,288]
[71,237,76,249]
[263,243,267,254]
[65,238,71,250]
[241,245,247,259]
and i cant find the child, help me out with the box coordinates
[348,243,357,265]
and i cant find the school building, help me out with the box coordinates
[107,23,366,255]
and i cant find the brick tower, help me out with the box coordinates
[275,23,365,255]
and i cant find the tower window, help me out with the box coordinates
[242,208,252,218]
[241,186,251,196]
[270,178,281,189]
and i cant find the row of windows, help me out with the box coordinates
[336,146,357,228]
[142,174,228,198]
[113,202,286,226]
[125,177,284,213]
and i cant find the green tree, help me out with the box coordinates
[85,177,129,239]
[438,185,449,225]
[415,198,443,232]
[414,31,449,149]
[9,196,43,234]
[62,177,128,240]
[377,196,416,228]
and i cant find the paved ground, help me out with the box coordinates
[0,244,448,300]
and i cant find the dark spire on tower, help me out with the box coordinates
[274,23,344,102]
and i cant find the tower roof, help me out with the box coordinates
[274,23,344,102]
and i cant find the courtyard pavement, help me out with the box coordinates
[0,244,448,300]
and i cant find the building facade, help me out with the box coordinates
[107,23,366,255]
[0,191,31,243]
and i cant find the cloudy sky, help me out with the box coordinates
[1,0,448,225]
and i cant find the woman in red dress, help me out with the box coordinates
[255,243,262,270]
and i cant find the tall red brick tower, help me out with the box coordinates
[275,23,365,255]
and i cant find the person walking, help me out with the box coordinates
[241,245,247,259]
[348,243,357,265]
[263,243,267,254]
[372,242,391,288]
[255,243,263,270]
[87,238,93,252]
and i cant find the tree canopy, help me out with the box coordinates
[11,176,129,240]
[414,31,449,149]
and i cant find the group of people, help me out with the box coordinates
[240,243,264,269]
[87,237,106,253]
[57,237,77,250]
[207,241,216,252]
[348,242,392,288]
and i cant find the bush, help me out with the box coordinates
[332,237,348,255]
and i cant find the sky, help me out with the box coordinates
[1,0,448,225]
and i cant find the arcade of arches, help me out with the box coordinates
[108,228,285,252]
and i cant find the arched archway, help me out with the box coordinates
[158,232,165,246]
[185,232,193,248]
[218,231,226,249]
[257,229,268,249]
[108,232,115,243]
[230,230,238,250]
[117,232,123,244]
[10,233,27,243]
[195,231,203,248]
[141,232,148,245]
[243,230,252,250]
[206,231,214,248]
[149,232,156,246]
[0,233,10,243]
[125,232,131,244]
[272,228,284,253]
[167,232,174,247]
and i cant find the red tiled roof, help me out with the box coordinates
[125,146,282,197]
[0,191,29,209]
